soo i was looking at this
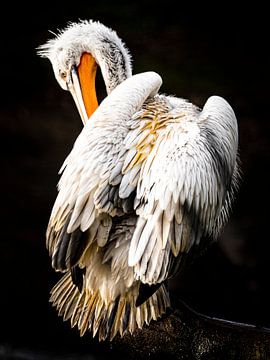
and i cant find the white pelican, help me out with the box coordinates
[38,20,240,341]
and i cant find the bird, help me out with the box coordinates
[38,20,240,341]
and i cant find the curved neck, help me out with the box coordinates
[89,36,132,95]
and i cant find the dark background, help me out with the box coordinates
[0,2,269,358]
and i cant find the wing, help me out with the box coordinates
[47,72,162,271]
[127,95,240,284]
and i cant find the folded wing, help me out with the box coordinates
[127,95,240,284]
[47,72,162,271]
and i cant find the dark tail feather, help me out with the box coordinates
[136,282,163,307]
[71,266,86,293]
[51,219,88,271]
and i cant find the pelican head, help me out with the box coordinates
[38,20,132,124]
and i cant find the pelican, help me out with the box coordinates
[38,20,240,341]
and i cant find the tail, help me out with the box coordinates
[50,272,170,341]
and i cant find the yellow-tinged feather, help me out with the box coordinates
[110,297,126,340]
[78,295,92,336]
[71,291,85,328]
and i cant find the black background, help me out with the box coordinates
[0,2,269,358]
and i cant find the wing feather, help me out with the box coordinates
[47,72,162,271]
[129,95,240,284]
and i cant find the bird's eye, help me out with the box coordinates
[60,71,67,80]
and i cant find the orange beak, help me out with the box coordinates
[77,53,98,120]
[68,52,99,125]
